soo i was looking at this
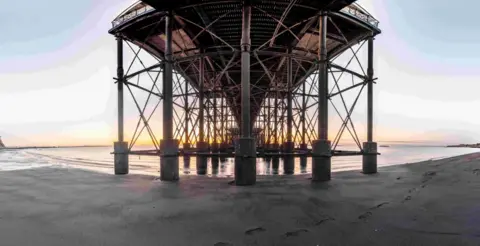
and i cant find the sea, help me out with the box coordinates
[0,144,478,176]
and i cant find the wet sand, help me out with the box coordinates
[1,153,480,245]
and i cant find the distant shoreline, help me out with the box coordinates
[1,145,109,150]
[446,144,480,148]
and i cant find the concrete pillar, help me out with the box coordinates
[212,157,219,175]
[300,156,307,168]
[363,36,378,174]
[272,157,279,175]
[114,35,129,175]
[312,13,331,182]
[196,141,209,175]
[283,142,295,175]
[160,12,179,181]
[299,143,308,150]
[160,139,179,181]
[114,142,129,175]
[211,142,219,153]
[183,143,191,169]
[235,2,256,186]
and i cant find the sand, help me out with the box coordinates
[1,153,480,245]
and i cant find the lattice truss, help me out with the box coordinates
[116,4,376,152]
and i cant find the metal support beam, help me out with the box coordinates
[367,38,374,143]
[117,37,125,143]
[163,14,174,140]
[160,12,179,182]
[185,76,189,145]
[318,17,328,141]
[114,35,129,175]
[363,35,378,174]
[199,55,205,142]
[301,78,306,146]
[241,8,251,138]
[286,47,293,143]
[235,1,256,186]
[312,13,331,182]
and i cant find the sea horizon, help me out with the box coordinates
[1,144,478,177]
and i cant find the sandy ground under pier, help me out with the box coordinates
[1,153,480,246]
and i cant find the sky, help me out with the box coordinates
[1,0,480,146]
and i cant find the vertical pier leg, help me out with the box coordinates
[114,35,129,175]
[184,73,191,166]
[283,48,294,174]
[300,76,308,151]
[363,36,378,174]
[312,13,331,182]
[160,12,179,181]
[196,53,208,175]
[211,94,219,153]
[235,2,256,186]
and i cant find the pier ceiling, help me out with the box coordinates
[109,0,380,124]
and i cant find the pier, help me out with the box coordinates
[108,0,381,185]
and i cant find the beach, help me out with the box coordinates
[1,152,480,245]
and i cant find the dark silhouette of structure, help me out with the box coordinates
[0,137,5,148]
[108,0,381,185]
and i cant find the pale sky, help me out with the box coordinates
[1,0,479,146]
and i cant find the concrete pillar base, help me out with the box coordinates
[283,156,294,175]
[283,141,295,152]
[160,139,179,181]
[312,140,331,182]
[211,142,219,153]
[196,141,209,175]
[212,157,219,175]
[269,143,280,152]
[234,138,256,186]
[283,142,295,174]
[300,156,307,167]
[220,142,230,152]
[272,157,280,175]
[183,143,191,165]
[299,143,308,151]
[363,142,378,174]
[114,142,129,175]
[258,147,265,157]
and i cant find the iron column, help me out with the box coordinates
[363,35,378,174]
[160,11,179,181]
[114,35,129,175]
[184,74,190,149]
[312,13,331,182]
[284,47,294,174]
[235,0,256,185]
[367,37,374,143]
[199,55,205,142]
[117,36,124,143]
[300,76,307,150]
[196,53,208,175]
[286,48,293,144]
[241,6,251,139]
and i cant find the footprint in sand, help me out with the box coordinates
[245,227,266,235]
[214,243,233,246]
[285,229,309,237]
[358,211,372,221]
